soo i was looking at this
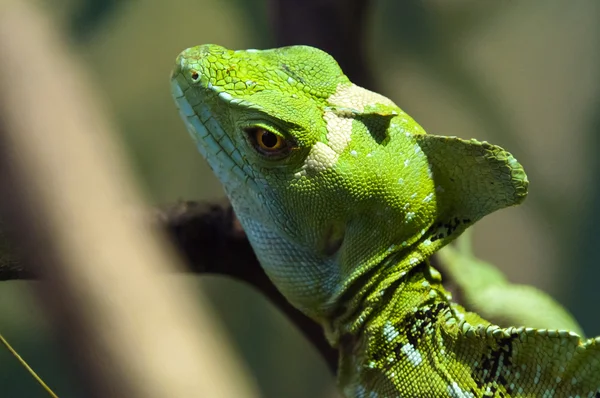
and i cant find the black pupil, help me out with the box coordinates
[261,131,279,148]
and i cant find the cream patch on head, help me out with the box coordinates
[328,83,396,112]
[324,110,352,154]
[295,111,352,178]
[295,142,338,178]
[296,84,395,178]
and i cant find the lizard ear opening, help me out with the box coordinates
[411,134,528,259]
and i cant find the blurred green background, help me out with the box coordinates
[1,1,600,396]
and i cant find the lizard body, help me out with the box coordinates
[170,44,600,397]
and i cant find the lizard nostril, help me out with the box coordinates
[191,71,199,81]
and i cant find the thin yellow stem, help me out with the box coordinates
[0,332,59,398]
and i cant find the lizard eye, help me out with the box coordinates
[247,127,289,156]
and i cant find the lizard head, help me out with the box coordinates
[171,44,528,322]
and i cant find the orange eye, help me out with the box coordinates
[254,128,286,151]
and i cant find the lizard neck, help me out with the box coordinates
[326,257,471,396]
[324,256,452,347]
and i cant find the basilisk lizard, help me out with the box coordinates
[171,44,600,397]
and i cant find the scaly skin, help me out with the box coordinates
[171,44,600,397]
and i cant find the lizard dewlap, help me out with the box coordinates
[171,44,600,397]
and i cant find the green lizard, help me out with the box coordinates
[171,44,600,397]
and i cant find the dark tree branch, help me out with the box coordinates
[0,229,31,280]
[158,201,339,373]
[0,200,340,374]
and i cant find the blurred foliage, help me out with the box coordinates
[1,0,599,397]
